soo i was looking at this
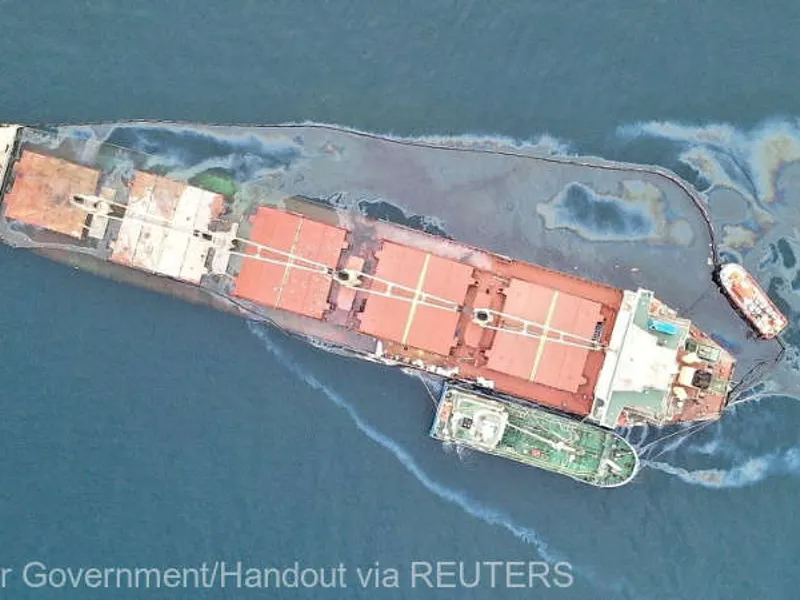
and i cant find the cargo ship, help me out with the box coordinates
[431,386,639,487]
[717,263,788,339]
[0,123,740,483]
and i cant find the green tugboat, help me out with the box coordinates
[430,386,639,487]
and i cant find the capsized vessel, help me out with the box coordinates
[431,385,639,487]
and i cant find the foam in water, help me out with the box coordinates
[652,433,696,458]
[630,420,706,459]
[726,378,800,415]
[645,444,800,489]
[686,433,723,457]
[455,444,474,462]
[623,423,651,448]
[643,404,800,488]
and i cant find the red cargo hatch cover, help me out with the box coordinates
[358,241,473,355]
[485,279,602,393]
[232,207,346,319]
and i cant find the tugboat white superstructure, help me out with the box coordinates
[718,263,788,339]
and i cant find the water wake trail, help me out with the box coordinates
[247,322,635,597]
[633,419,715,461]
[645,446,800,489]
[246,323,557,556]
[686,433,722,457]
[640,400,800,487]
[728,390,800,412]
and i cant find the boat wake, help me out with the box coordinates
[639,405,800,489]
[624,419,714,461]
[246,321,557,557]
[644,445,800,489]
[617,118,800,491]
[685,435,723,457]
[246,322,637,597]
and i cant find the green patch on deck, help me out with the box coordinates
[146,164,172,176]
[188,168,238,197]
[431,386,639,487]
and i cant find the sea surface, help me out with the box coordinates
[1,1,800,599]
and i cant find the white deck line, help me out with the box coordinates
[274,220,304,308]
[529,291,559,381]
[401,253,432,345]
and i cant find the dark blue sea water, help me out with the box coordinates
[2,2,800,599]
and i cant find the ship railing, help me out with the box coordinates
[227,249,330,275]
[230,238,332,274]
[70,195,611,350]
[71,194,238,256]
[70,192,335,276]
[216,231,614,348]
[232,236,469,316]
[231,248,610,354]
[477,308,606,351]
[362,273,461,311]
[233,241,464,313]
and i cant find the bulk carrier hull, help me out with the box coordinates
[0,123,739,484]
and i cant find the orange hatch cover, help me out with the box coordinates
[3,152,100,239]
[232,207,347,319]
[358,241,474,355]
[485,278,602,393]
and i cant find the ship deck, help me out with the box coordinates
[0,127,737,428]
[430,386,639,487]
[226,199,623,417]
